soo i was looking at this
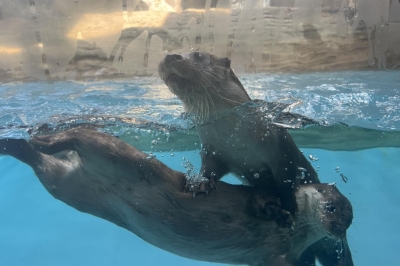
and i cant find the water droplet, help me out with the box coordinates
[146,152,156,159]
[298,167,307,172]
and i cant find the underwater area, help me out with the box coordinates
[0,71,400,265]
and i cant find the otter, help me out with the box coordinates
[158,52,319,215]
[0,128,353,265]
[158,52,353,265]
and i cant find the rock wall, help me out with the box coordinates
[0,0,399,81]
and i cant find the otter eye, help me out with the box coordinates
[326,204,336,213]
[193,52,202,61]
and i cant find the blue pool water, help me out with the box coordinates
[1,71,400,265]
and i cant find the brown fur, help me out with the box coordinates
[159,52,319,215]
[0,128,352,265]
[158,52,354,265]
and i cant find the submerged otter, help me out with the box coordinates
[159,52,353,265]
[0,128,353,265]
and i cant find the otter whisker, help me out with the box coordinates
[201,90,206,122]
[204,88,217,122]
[215,93,246,106]
[204,92,210,122]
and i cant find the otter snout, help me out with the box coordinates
[158,53,187,82]
[164,54,183,66]
[330,221,348,239]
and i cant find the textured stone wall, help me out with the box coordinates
[0,0,399,81]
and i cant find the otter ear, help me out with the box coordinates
[217,58,231,68]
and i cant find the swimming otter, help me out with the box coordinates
[0,128,353,265]
[158,52,354,265]
[158,52,319,215]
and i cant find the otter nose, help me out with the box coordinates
[331,222,347,238]
[164,54,183,66]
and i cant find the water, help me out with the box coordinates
[1,71,400,265]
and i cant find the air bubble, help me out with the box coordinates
[146,152,156,159]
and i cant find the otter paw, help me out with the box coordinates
[184,178,217,198]
[264,202,295,230]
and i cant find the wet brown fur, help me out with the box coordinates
[158,52,354,266]
[159,52,319,215]
[0,128,353,265]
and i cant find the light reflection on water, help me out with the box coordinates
[1,71,400,140]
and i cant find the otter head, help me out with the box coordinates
[296,184,353,241]
[315,184,353,239]
[158,52,251,123]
